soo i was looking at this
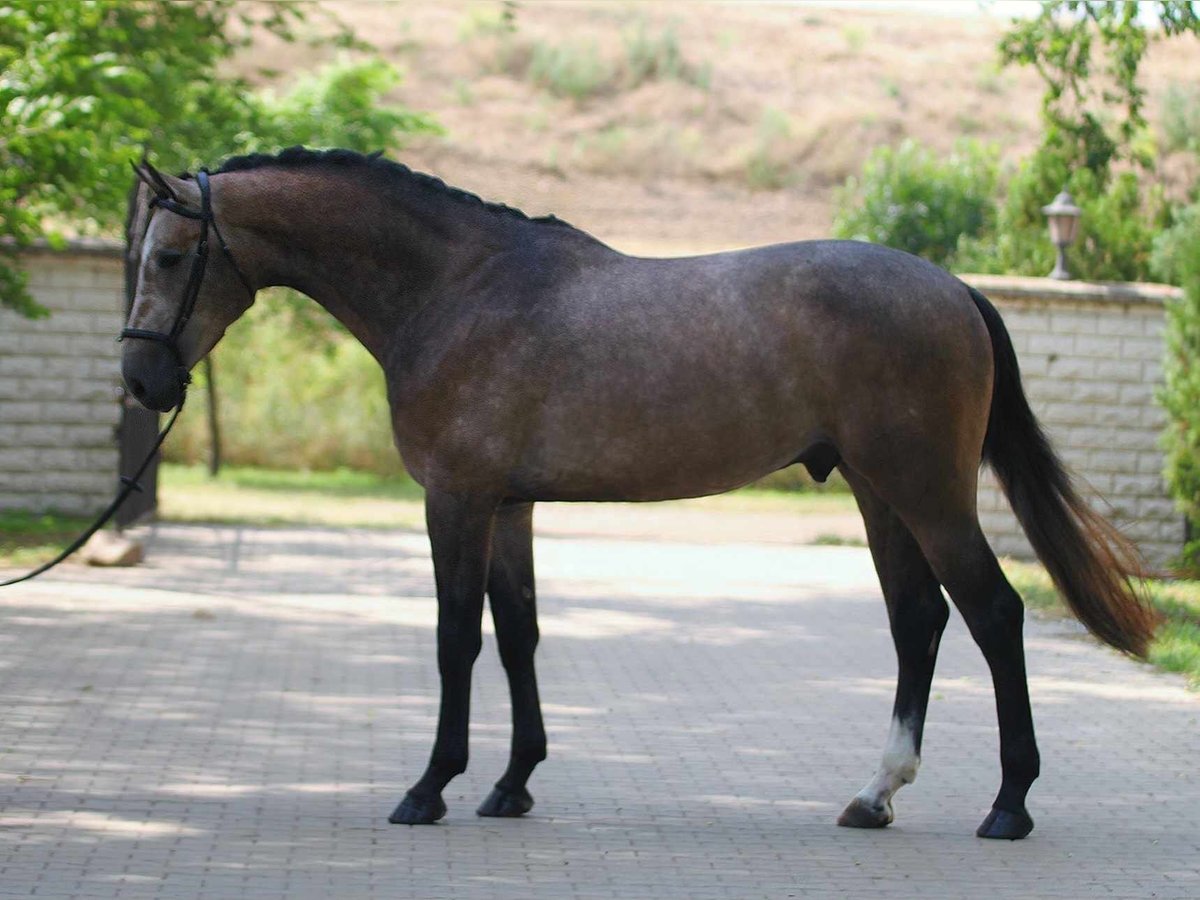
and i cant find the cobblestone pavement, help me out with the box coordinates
[1,516,1197,899]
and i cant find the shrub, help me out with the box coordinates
[833,139,998,267]
[166,292,402,476]
[623,22,711,89]
[955,145,1167,281]
[1151,201,1200,567]
[1162,82,1200,155]
[745,107,795,191]
[253,57,440,153]
[528,39,615,100]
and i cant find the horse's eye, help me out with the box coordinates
[157,249,184,269]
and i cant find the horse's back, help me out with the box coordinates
[396,238,994,501]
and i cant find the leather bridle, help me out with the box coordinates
[119,168,254,387]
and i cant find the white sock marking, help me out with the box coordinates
[854,716,919,810]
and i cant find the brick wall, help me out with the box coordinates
[966,274,1185,568]
[0,241,125,515]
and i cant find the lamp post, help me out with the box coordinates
[1041,188,1082,280]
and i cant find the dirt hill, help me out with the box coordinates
[240,1,1200,256]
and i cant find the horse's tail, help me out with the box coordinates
[966,285,1157,658]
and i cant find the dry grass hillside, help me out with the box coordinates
[240,1,1200,256]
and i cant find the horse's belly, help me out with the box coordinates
[511,398,821,502]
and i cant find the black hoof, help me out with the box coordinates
[976,806,1034,840]
[837,796,894,829]
[388,791,447,825]
[477,784,534,818]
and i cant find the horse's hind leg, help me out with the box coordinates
[906,514,1039,839]
[838,470,949,830]
[477,501,547,818]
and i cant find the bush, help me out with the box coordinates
[166,292,402,476]
[833,139,998,267]
[468,16,710,102]
[1163,82,1200,155]
[745,107,795,191]
[528,39,615,100]
[955,144,1166,281]
[623,22,711,89]
[1151,201,1200,566]
[252,57,440,153]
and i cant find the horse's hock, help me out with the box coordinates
[0,245,1186,565]
[967,274,1185,569]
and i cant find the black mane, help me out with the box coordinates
[212,146,573,230]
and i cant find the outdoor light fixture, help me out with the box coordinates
[1041,188,1082,280]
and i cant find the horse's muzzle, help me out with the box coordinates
[121,341,186,412]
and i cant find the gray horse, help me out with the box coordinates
[121,148,1154,840]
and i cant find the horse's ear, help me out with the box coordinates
[131,156,177,201]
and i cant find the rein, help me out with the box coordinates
[1,169,250,588]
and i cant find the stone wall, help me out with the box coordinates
[0,241,125,515]
[966,274,1185,568]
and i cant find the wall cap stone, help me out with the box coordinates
[3,236,123,258]
[961,273,1181,307]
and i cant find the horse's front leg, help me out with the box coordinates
[389,490,497,825]
[477,501,547,817]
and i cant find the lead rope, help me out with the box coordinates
[0,399,185,587]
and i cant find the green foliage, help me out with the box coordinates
[956,155,1166,281]
[528,39,615,101]
[833,139,999,266]
[1162,82,1200,154]
[954,2,1197,281]
[166,293,401,475]
[623,21,711,89]
[1151,201,1200,560]
[745,107,795,191]
[0,510,92,568]
[1000,1,1199,176]
[252,57,439,154]
[165,462,422,500]
[468,13,710,102]
[0,0,435,317]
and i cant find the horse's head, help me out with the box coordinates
[122,160,257,412]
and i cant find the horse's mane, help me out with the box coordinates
[212,146,574,230]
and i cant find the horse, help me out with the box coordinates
[121,147,1155,840]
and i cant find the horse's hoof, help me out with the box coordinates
[976,806,1034,840]
[388,791,447,825]
[837,796,894,829]
[477,784,534,818]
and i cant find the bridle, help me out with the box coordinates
[119,168,255,389]
[1,168,255,588]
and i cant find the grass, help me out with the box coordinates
[745,106,795,190]
[160,464,427,530]
[1004,559,1200,688]
[159,463,857,530]
[0,511,94,570]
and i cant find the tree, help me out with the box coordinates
[0,0,438,317]
[1001,1,1200,177]
[960,1,1199,281]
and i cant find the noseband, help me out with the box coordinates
[119,169,254,388]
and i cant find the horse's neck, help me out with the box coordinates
[227,168,510,361]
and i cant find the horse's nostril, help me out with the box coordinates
[128,377,146,400]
